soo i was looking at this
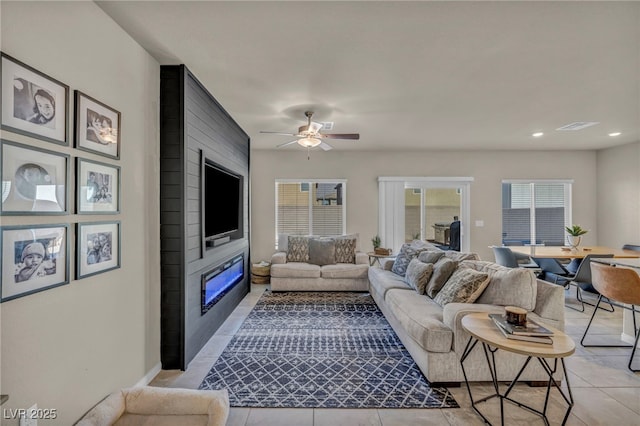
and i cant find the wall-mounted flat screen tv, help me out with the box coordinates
[203,160,242,242]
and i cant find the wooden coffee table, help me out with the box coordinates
[460,313,575,425]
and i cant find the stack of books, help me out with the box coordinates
[489,313,554,344]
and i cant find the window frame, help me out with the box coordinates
[275,179,347,248]
[501,179,573,245]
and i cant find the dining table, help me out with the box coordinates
[509,245,640,259]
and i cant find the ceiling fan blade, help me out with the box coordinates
[308,122,324,134]
[319,142,333,151]
[260,131,297,136]
[321,133,360,140]
[276,140,300,148]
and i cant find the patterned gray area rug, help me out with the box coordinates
[199,291,459,409]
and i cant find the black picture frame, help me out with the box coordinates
[1,52,69,145]
[74,90,121,159]
[76,221,121,279]
[1,139,70,215]
[0,223,69,302]
[76,157,120,214]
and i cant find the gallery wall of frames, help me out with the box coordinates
[1,52,122,302]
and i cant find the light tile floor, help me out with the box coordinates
[151,284,640,425]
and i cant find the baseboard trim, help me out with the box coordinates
[135,362,162,387]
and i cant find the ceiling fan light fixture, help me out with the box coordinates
[299,137,322,148]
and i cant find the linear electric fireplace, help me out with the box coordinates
[201,254,244,315]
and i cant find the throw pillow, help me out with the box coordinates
[391,243,428,276]
[404,258,434,294]
[287,236,310,262]
[417,250,445,264]
[308,238,336,266]
[433,267,491,307]
[425,258,458,298]
[334,238,356,263]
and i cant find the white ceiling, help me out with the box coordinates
[97,1,640,152]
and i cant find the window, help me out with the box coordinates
[275,180,346,247]
[502,180,572,246]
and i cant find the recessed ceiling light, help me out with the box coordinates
[608,132,621,137]
[532,132,544,138]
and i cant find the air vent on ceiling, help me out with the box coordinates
[556,122,599,131]
[320,122,334,131]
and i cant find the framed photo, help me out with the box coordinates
[76,158,120,214]
[1,52,69,145]
[1,224,69,302]
[74,90,121,159]
[1,140,69,215]
[76,221,121,279]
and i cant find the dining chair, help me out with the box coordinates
[580,262,640,372]
[622,244,640,252]
[532,257,571,285]
[567,254,614,312]
[492,246,538,269]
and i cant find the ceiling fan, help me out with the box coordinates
[260,111,360,153]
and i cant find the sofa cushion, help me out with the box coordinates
[385,288,453,353]
[308,238,336,266]
[425,258,458,298]
[391,243,428,276]
[461,260,538,311]
[368,267,411,298]
[433,267,490,306]
[321,263,369,279]
[404,258,434,295]
[443,251,481,262]
[417,250,445,264]
[334,237,357,263]
[271,262,321,278]
[287,236,310,262]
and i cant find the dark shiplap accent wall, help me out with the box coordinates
[160,65,250,370]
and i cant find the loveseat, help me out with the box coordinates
[270,234,370,291]
[368,241,565,385]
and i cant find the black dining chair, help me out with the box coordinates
[532,257,572,286]
[492,246,539,269]
[623,244,640,252]
[567,254,615,312]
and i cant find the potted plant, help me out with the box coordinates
[371,235,381,250]
[565,224,588,249]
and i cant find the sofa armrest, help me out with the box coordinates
[443,303,507,352]
[533,279,565,330]
[124,387,229,425]
[271,251,287,264]
[75,391,125,426]
[355,251,368,265]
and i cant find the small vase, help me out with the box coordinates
[567,235,581,250]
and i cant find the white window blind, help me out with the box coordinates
[276,180,346,247]
[502,181,571,245]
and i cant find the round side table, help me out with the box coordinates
[460,313,575,425]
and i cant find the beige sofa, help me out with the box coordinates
[270,233,370,291]
[369,249,565,385]
[75,386,229,426]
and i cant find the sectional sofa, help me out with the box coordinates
[368,241,565,385]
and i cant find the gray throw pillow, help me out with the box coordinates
[287,236,309,262]
[404,258,434,294]
[391,244,427,276]
[425,258,458,298]
[433,267,490,307]
[418,250,445,264]
[334,238,356,263]
[308,238,336,266]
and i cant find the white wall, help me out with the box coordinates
[251,149,598,263]
[596,142,640,248]
[0,2,160,424]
